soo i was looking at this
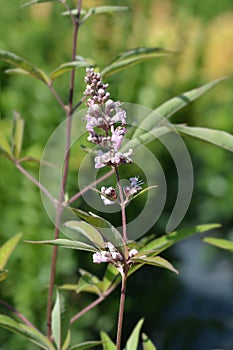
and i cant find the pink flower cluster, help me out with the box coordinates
[83,68,133,169]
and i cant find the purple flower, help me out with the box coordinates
[111,125,127,151]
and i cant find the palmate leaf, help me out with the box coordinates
[0,50,49,83]
[25,239,99,253]
[175,125,233,152]
[0,314,55,350]
[203,237,233,253]
[124,319,144,350]
[101,47,174,78]
[131,77,227,143]
[64,220,105,249]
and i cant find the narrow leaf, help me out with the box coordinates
[131,256,178,274]
[142,333,157,350]
[0,130,13,158]
[50,60,93,81]
[125,319,144,350]
[12,112,24,159]
[0,50,49,83]
[0,314,55,350]
[21,0,57,9]
[156,76,227,119]
[52,290,62,350]
[0,233,22,269]
[132,77,227,141]
[69,340,104,350]
[62,330,71,350]
[75,269,103,295]
[100,331,116,350]
[203,237,233,253]
[0,269,9,282]
[64,220,105,249]
[25,239,99,253]
[175,125,233,152]
[70,208,125,252]
[63,6,128,18]
[101,47,174,78]
[143,224,221,252]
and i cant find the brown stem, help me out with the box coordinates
[115,167,128,246]
[14,161,55,204]
[116,268,128,350]
[46,0,83,340]
[69,168,115,204]
[0,300,36,328]
[70,284,116,324]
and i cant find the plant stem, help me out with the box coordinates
[115,166,127,245]
[116,268,128,350]
[69,168,115,204]
[0,300,36,328]
[46,0,83,340]
[14,161,55,204]
[70,284,116,324]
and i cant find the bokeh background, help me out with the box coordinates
[1,0,233,349]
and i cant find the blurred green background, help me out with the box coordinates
[1,0,233,349]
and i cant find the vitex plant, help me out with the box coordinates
[0,1,233,350]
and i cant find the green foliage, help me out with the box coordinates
[203,237,233,252]
[0,315,55,350]
[0,50,49,83]
[0,233,22,282]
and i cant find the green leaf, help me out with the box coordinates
[75,269,103,296]
[0,314,55,350]
[0,130,13,158]
[175,125,233,152]
[21,0,57,9]
[61,330,71,350]
[70,209,125,252]
[100,331,116,350]
[50,60,93,81]
[143,224,221,252]
[125,319,144,350]
[25,239,99,253]
[131,255,178,274]
[142,333,157,350]
[69,340,104,350]
[52,290,62,350]
[0,50,49,83]
[102,263,121,292]
[0,269,9,282]
[203,237,233,253]
[156,76,227,119]
[63,6,128,18]
[64,220,105,249]
[131,77,227,142]
[11,112,24,159]
[101,47,174,78]
[0,233,22,270]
